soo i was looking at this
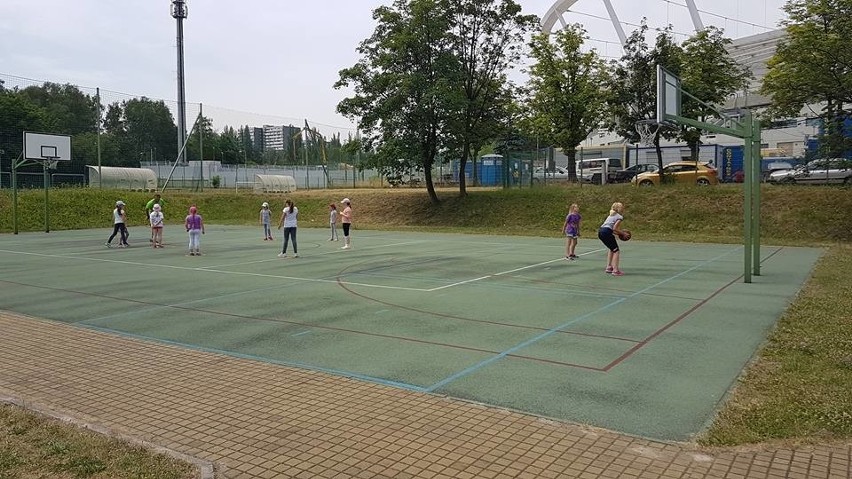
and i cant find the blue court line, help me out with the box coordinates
[79,323,427,393]
[424,246,742,393]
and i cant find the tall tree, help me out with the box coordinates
[526,26,608,181]
[678,27,750,160]
[762,0,852,158]
[446,0,537,196]
[0,93,54,165]
[17,83,99,136]
[336,0,458,204]
[606,23,682,174]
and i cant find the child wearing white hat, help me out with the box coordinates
[259,202,273,240]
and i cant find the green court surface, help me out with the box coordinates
[0,225,822,441]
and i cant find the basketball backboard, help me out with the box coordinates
[24,132,71,162]
[656,65,681,123]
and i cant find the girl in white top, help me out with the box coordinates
[328,203,339,241]
[149,204,164,248]
[105,200,129,248]
[597,202,626,276]
[277,199,299,258]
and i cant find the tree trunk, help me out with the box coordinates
[565,146,578,182]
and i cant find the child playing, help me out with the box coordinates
[340,198,352,250]
[105,200,129,248]
[185,205,205,256]
[328,203,339,241]
[563,203,581,260]
[597,202,626,276]
[149,203,164,248]
[260,202,273,240]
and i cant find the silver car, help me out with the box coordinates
[532,166,571,183]
[768,158,852,185]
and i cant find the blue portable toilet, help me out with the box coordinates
[479,154,503,186]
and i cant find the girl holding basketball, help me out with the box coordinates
[597,202,628,276]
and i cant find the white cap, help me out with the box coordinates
[115,200,125,206]
[341,198,350,204]
[262,202,269,207]
[153,203,161,210]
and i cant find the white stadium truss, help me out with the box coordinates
[541,0,706,45]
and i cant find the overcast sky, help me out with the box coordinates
[1,0,787,136]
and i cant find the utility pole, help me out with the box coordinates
[171,0,188,164]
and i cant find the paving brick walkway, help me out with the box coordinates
[1,311,849,479]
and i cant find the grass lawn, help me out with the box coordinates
[1,183,851,472]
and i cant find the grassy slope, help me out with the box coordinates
[1,184,851,448]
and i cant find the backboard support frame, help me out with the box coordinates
[12,132,73,234]
[654,65,762,283]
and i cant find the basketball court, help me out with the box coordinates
[0,225,822,441]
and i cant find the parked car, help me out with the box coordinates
[610,163,659,183]
[631,161,719,186]
[768,158,852,185]
[532,166,571,183]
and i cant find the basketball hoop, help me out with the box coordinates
[635,119,675,147]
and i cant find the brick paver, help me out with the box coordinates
[1,311,849,479]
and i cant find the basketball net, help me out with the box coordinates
[635,119,665,147]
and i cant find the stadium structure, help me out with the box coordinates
[542,1,818,160]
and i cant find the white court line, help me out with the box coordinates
[198,240,425,269]
[0,249,429,292]
[426,247,607,292]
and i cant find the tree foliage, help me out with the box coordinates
[679,27,751,160]
[605,24,682,175]
[762,0,852,157]
[525,25,608,181]
[445,0,537,195]
[336,0,532,202]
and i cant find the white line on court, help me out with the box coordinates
[426,247,607,291]
[0,248,430,292]
[197,240,425,269]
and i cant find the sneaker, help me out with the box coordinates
[268,236,274,241]
[341,245,350,250]
[263,237,268,241]
[278,253,287,258]
[612,270,624,276]
[188,252,195,256]
[605,266,614,274]
[293,253,299,258]
[570,254,578,259]
[565,256,571,260]
[104,242,112,248]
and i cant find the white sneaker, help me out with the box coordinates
[341,245,350,250]
[278,253,287,258]
[293,253,299,258]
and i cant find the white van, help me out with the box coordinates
[575,158,623,184]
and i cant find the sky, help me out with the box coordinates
[0,0,788,137]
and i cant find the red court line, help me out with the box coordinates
[336,266,640,344]
[602,247,785,372]
[0,279,606,370]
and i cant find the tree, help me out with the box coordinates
[678,27,750,160]
[336,0,458,204]
[17,83,99,136]
[0,93,54,167]
[526,26,608,181]
[606,23,682,175]
[762,0,852,158]
[445,0,537,196]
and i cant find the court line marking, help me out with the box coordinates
[0,248,430,292]
[78,323,428,392]
[601,246,785,371]
[426,248,607,291]
[424,246,742,392]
